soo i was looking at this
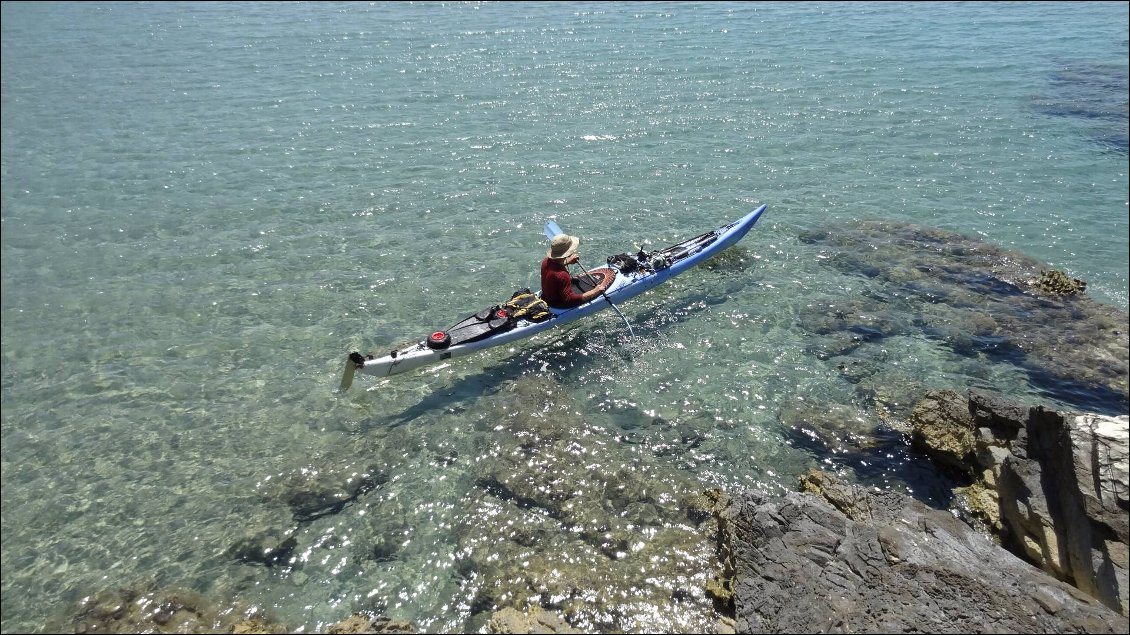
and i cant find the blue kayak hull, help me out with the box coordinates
[345,204,767,384]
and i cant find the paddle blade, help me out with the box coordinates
[338,351,366,392]
[544,220,563,240]
[339,356,357,392]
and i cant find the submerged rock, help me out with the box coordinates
[487,606,581,634]
[452,375,728,633]
[255,462,388,522]
[799,221,1129,415]
[61,585,415,634]
[1032,62,1129,154]
[227,527,299,567]
[325,613,416,633]
[64,585,290,634]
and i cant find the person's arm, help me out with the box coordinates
[559,277,588,305]
[579,273,612,302]
[545,266,587,307]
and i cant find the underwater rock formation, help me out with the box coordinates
[254,462,388,523]
[64,585,289,634]
[451,375,731,634]
[799,221,1129,415]
[60,585,416,634]
[325,613,415,633]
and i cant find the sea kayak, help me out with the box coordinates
[340,204,767,389]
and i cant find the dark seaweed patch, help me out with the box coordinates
[1033,62,1129,154]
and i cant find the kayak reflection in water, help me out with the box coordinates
[541,233,613,308]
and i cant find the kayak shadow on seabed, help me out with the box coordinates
[358,332,635,430]
[355,299,713,430]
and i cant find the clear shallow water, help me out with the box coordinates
[2,2,1127,633]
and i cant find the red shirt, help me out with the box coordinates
[541,257,585,308]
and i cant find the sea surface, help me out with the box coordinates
[2,2,1127,633]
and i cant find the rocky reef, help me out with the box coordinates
[51,374,737,634]
[51,406,1128,635]
[798,221,1128,416]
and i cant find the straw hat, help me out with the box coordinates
[547,234,580,261]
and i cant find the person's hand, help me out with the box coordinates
[583,274,612,300]
[564,254,580,266]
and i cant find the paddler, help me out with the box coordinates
[541,233,613,308]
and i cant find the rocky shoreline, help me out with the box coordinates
[715,389,1127,633]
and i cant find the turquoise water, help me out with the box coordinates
[2,2,1127,633]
